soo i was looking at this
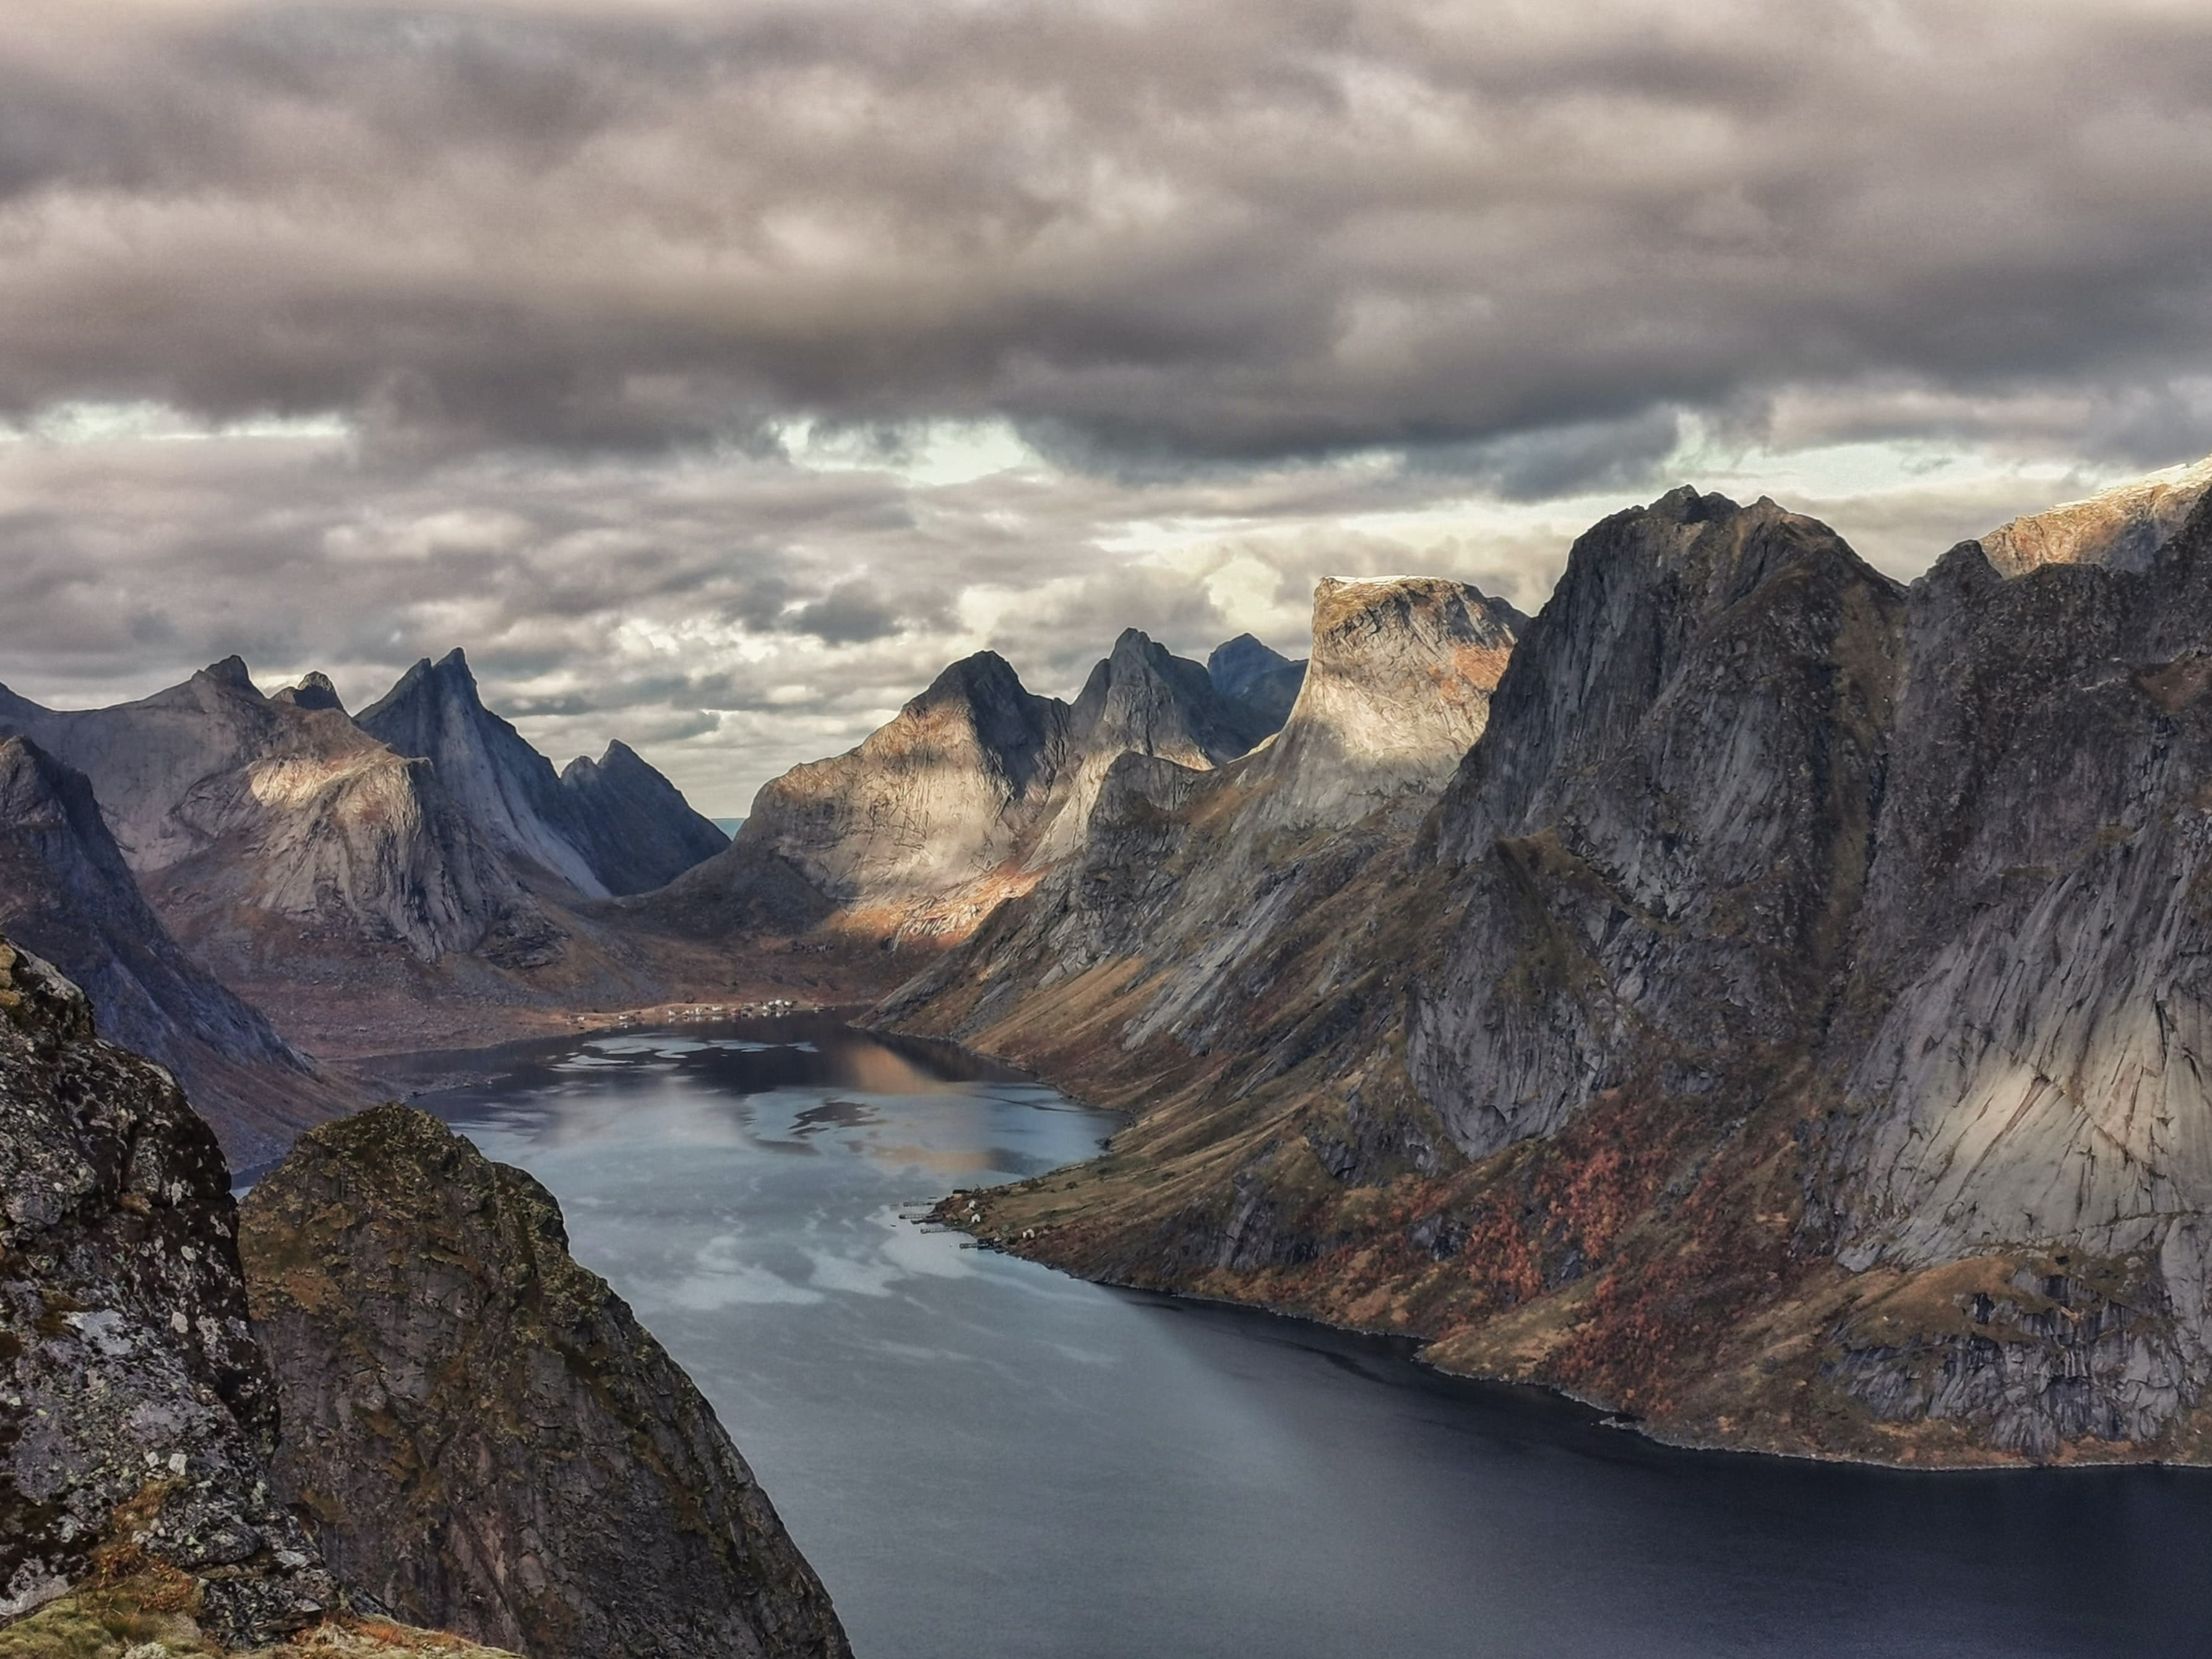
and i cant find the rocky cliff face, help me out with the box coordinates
[557,740,729,896]
[0,932,341,1644]
[356,652,612,898]
[240,1104,851,1659]
[1408,491,1902,1157]
[880,475,2212,1467]
[1807,480,2212,1455]
[1974,455,2212,577]
[0,738,353,1166]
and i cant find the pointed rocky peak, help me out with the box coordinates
[1070,629,1257,767]
[556,736,729,896]
[1207,634,1291,699]
[358,650,606,897]
[1208,633,1307,737]
[197,653,259,692]
[273,670,346,713]
[1975,455,2212,579]
[1437,486,1903,860]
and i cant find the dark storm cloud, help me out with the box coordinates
[5,1,2212,468]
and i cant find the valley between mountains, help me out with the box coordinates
[4,455,2212,1659]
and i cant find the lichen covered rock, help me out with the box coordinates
[0,934,338,1645]
[239,1105,850,1659]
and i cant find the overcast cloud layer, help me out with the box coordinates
[4,0,2212,811]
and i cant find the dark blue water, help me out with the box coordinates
[403,1019,2212,1659]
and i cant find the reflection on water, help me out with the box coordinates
[414,1019,2212,1659]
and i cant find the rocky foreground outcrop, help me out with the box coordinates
[885,472,2212,1467]
[1,926,847,1655]
[240,1105,851,1659]
[0,932,345,1644]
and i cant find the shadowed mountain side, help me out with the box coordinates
[358,650,613,896]
[0,738,359,1165]
[882,487,2205,1468]
[559,739,730,895]
[1207,634,1307,733]
[241,1105,853,1659]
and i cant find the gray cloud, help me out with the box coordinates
[1,2,2209,465]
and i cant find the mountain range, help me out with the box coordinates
[0,650,732,1152]
[874,460,2212,1466]
[8,456,2212,1468]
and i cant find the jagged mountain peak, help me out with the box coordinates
[358,649,608,896]
[1974,454,2212,579]
[1207,632,1291,694]
[196,653,258,691]
[273,670,346,713]
[556,736,729,897]
[1071,629,1257,762]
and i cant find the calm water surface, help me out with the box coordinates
[402,1019,2212,1659]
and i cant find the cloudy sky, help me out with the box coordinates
[4,0,2210,812]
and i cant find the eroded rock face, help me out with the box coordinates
[1411,489,1905,1158]
[241,1105,851,1659]
[1811,488,2212,1450]
[0,738,345,1166]
[557,739,729,897]
[0,933,339,1644]
[357,652,611,899]
[1244,578,1521,834]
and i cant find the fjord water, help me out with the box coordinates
[411,1020,2210,1659]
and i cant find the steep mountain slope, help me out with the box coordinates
[0,738,355,1165]
[558,739,730,895]
[1809,485,2212,1453]
[0,660,544,965]
[357,651,611,897]
[1207,634,1306,733]
[241,1105,853,1659]
[890,487,2212,1466]
[882,575,1523,1061]
[0,657,742,1056]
